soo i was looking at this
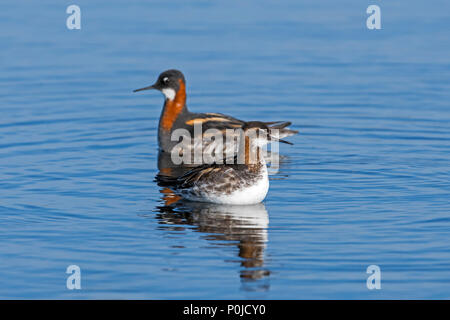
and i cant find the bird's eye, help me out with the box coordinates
[162,77,169,84]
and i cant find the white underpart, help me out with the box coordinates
[184,163,269,205]
[162,88,176,100]
[219,169,269,205]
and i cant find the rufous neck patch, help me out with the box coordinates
[160,79,186,132]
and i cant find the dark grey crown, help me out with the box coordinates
[153,69,186,91]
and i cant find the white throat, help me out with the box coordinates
[162,88,176,101]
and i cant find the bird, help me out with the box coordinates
[133,69,298,158]
[155,122,291,205]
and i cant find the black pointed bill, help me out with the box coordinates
[277,138,293,145]
[133,84,156,93]
[268,132,293,145]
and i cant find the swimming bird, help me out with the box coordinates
[133,69,298,156]
[155,122,291,205]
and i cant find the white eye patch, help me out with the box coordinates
[162,88,176,100]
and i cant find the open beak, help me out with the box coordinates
[268,132,293,145]
[275,137,293,145]
[133,84,156,93]
[255,128,294,145]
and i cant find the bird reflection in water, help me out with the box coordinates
[155,198,270,290]
[154,150,276,290]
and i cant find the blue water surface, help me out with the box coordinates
[0,0,449,299]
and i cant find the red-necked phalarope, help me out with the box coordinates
[133,69,298,155]
[155,122,292,205]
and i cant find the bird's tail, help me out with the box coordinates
[155,174,179,188]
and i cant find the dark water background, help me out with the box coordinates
[0,0,449,298]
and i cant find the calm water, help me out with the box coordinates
[0,0,449,299]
